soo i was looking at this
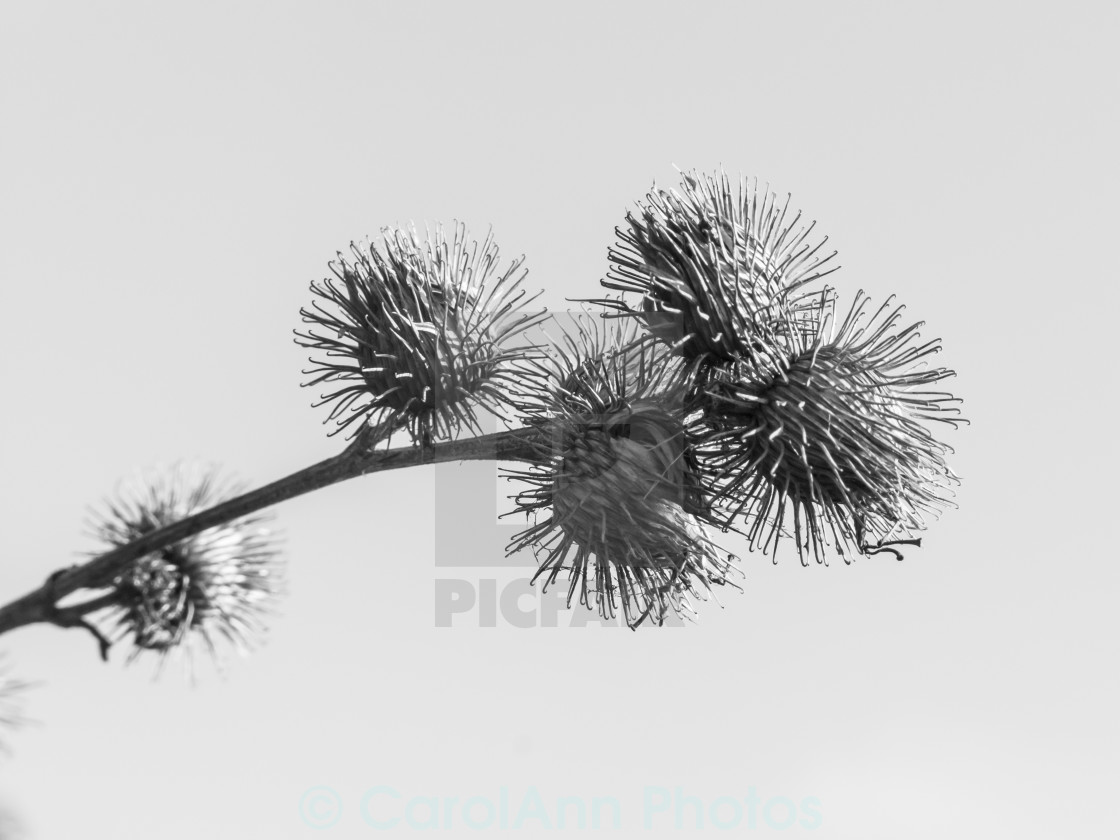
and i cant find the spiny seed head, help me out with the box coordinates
[507,320,737,627]
[296,223,542,443]
[0,656,30,734]
[595,169,839,364]
[697,291,964,563]
[91,467,283,665]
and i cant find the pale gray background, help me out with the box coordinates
[2,1,1117,837]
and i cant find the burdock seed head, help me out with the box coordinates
[0,655,30,735]
[696,290,965,564]
[296,223,542,443]
[596,169,839,365]
[91,466,283,665]
[507,320,737,627]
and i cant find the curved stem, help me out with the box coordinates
[0,425,544,638]
[47,591,120,662]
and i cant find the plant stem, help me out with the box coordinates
[0,425,544,638]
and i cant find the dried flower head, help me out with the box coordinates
[596,170,838,364]
[296,223,542,443]
[91,467,283,664]
[507,320,737,627]
[697,291,964,563]
[0,656,30,734]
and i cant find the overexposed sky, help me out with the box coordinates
[1,1,1117,837]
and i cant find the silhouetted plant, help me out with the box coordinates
[0,170,965,732]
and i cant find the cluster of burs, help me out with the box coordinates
[89,169,964,660]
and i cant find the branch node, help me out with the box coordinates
[43,569,114,662]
